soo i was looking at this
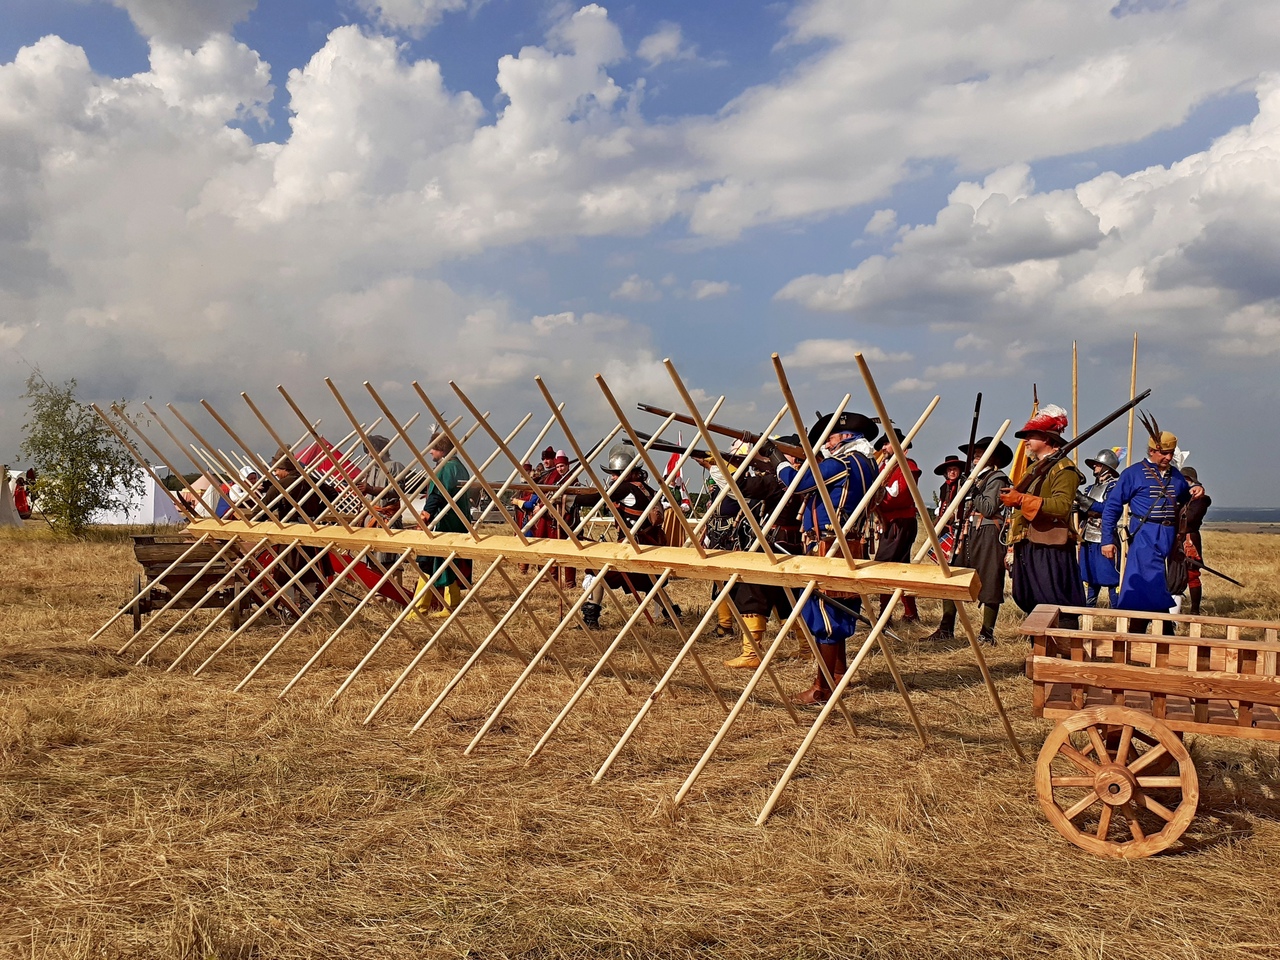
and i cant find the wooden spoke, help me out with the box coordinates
[1062,790,1101,821]
[1127,743,1169,775]
[1142,794,1177,822]
[1095,803,1113,840]
[1035,706,1199,859]
[1059,742,1101,776]
[1115,724,1135,767]
[1120,802,1146,842]
[1049,776,1094,788]
[1135,776,1184,789]
[1086,724,1110,764]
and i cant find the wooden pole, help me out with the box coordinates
[673,581,819,807]
[190,543,338,676]
[90,405,198,523]
[135,536,273,664]
[103,404,228,529]
[770,357,858,567]
[167,540,303,671]
[325,550,455,706]
[231,545,374,691]
[86,532,213,644]
[448,381,584,548]
[1126,334,1138,469]
[1121,333,1139,581]
[593,575,739,783]
[412,559,566,732]
[361,555,507,724]
[1072,341,1079,467]
[666,360,780,564]
[116,537,243,656]
[756,421,1023,823]
[411,382,531,544]
[595,375,707,557]
[278,548,416,697]
[526,571,674,763]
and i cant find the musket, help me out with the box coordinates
[948,392,982,564]
[623,431,771,468]
[637,403,806,460]
[623,433,713,461]
[1013,388,1152,493]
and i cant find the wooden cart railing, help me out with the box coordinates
[1021,604,1280,858]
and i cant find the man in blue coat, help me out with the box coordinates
[1100,422,1191,631]
[770,410,878,704]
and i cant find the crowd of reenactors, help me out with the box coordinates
[220,398,1211,706]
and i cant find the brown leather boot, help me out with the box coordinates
[792,642,844,705]
[901,595,919,623]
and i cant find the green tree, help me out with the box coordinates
[19,370,143,536]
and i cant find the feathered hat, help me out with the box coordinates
[1014,403,1069,445]
[1138,410,1177,453]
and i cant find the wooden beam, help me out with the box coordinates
[1028,656,1280,707]
[189,520,981,601]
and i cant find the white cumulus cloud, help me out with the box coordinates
[611,274,663,302]
[689,279,734,300]
[637,22,697,67]
[354,0,467,35]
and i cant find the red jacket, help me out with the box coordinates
[877,459,921,523]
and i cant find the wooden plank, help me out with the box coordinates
[1054,606,1280,631]
[1018,605,1060,641]
[1039,705,1280,742]
[1153,639,1169,721]
[1028,657,1280,709]
[1042,628,1280,657]
[190,520,983,600]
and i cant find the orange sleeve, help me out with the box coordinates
[1020,495,1043,521]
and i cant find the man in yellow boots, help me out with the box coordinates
[407,434,473,620]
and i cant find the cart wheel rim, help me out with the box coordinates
[1035,705,1199,859]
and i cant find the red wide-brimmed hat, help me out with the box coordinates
[1013,404,1069,444]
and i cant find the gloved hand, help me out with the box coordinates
[999,487,1024,507]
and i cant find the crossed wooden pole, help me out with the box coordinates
[91,355,1022,823]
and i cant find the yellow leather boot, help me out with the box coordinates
[433,581,462,617]
[723,614,767,669]
[404,577,439,621]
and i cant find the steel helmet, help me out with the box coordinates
[605,444,632,474]
[1084,448,1120,475]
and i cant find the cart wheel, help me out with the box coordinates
[1036,705,1198,859]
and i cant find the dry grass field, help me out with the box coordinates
[2,525,1279,959]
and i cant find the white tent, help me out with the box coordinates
[93,472,185,526]
[0,467,22,528]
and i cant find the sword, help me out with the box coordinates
[811,589,908,646]
[1190,559,1244,588]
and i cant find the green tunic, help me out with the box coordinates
[417,457,473,587]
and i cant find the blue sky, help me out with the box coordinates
[2,0,1278,505]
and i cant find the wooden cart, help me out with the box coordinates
[1022,605,1280,858]
[129,535,249,633]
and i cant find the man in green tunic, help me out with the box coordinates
[407,434,473,618]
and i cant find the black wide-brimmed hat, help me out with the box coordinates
[933,454,965,477]
[959,436,1014,469]
[808,411,877,446]
[874,427,908,451]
